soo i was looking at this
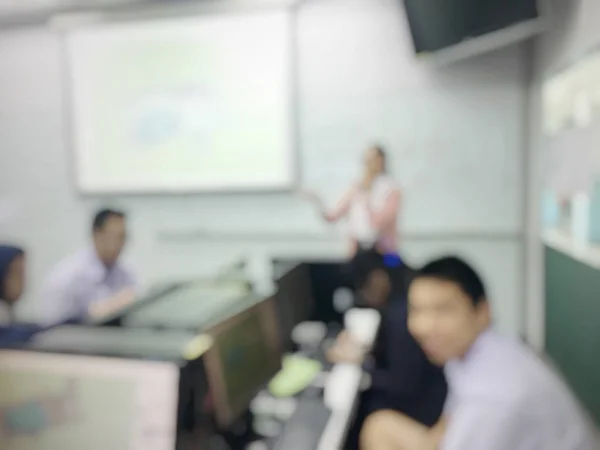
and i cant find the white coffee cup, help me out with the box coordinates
[344,308,381,348]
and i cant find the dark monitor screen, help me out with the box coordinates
[274,263,315,350]
[203,297,281,429]
[403,0,539,54]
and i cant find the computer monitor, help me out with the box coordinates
[0,348,179,450]
[203,297,281,429]
[10,326,216,450]
[122,284,259,333]
[273,262,316,350]
[96,279,251,328]
[98,280,250,330]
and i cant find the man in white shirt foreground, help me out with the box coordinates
[41,208,137,324]
[360,256,597,450]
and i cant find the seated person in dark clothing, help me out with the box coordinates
[0,245,26,325]
[0,245,75,347]
[329,249,447,450]
[0,245,41,346]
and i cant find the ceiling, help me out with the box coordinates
[0,0,148,24]
[0,0,299,26]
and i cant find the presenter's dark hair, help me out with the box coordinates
[413,256,487,306]
[92,208,126,232]
[372,144,387,172]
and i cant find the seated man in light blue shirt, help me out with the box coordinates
[360,256,597,450]
[41,208,137,324]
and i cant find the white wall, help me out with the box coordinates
[0,0,529,336]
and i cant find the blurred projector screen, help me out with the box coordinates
[66,9,294,193]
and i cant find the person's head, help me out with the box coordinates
[0,245,26,305]
[92,208,127,267]
[408,256,490,365]
[364,145,387,176]
[349,249,392,309]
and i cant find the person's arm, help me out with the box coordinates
[367,188,401,230]
[322,187,356,223]
[430,416,449,446]
[440,403,524,450]
[121,265,138,291]
[87,266,138,321]
[300,187,356,223]
[87,287,136,321]
[365,305,425,397]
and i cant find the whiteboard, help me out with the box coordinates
[65,9,294,193]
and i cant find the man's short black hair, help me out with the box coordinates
[92,208,125,232]
[347,249,414,295]
[414,256,487,306]
[348,249,388,291]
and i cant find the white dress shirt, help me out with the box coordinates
[41,248,137,324]
[442,330,597,450]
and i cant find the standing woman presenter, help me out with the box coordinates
[302,145,401,257]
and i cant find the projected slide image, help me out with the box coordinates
[68,11,292,192]
[127,85,219,149]
[88,42,240,176]
[0,371,135,450]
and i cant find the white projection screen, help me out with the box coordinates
[65,9,294,193]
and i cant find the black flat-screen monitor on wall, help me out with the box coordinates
[403,0,540,55]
